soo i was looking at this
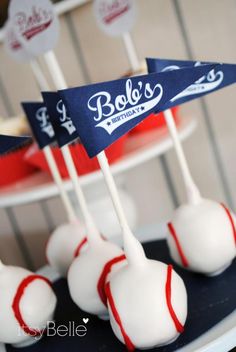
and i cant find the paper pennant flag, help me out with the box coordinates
[42,91,78,147]
[21,102,56,149]
[59,64,217,157]
[146,58,236,106]
[0,134,31,155]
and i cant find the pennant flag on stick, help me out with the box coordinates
[59,64,217,157]
[0,134,31,155]
[146,58,236,107]
[42,91,78,147]
[21,102,56,149]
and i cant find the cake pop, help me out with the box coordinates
[0,261,57,347]
[68,232,126,319]
[46,221,87,277]
[105,227,187,351]
[164,108,236,275]
[96,152,187,348]
[167,199,236,276]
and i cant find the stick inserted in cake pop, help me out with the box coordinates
[146,57,236,276]
[164,108,236,275]
[43,50,105,243]
[43,50,126,318]
[12,35,87,277]
[97,151,146,265]
[22,101,86,277]
[164,108,201,205]
[43,145,77,222]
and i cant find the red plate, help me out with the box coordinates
[0,144,37,187]
[25,136,128,178]
[130,106,179,134]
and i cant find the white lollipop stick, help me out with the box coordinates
[30,60,50,91]
[43,50,102,245]
[29,58,77,223]
[43,145,77,222]
[97,151,146,266]
[60,145,101,244]
[164,108,201,204]
[122,32,140,72]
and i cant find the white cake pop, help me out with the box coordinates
[163,108,236,276]
[167,198,236,275]
[68,234,126,319]
[0,261,57,347]
[46,221,87,277]
[106,230,187,350]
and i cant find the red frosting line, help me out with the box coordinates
[105,282,135,351]
[165,265,184,333]
[221,203,236,245]
[12,275,52,336]
[168,223,189,267]
[74,235,107,258]
[97,254,126,307]
[74,237,88,258]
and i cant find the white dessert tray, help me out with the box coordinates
[0,115,196,208]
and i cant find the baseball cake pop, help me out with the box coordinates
[0,261,57,347]
[46,221,87,277]
[167,198,236,276]
[164,108,236,276]
[105,228,187,350]
[68,228,126,319]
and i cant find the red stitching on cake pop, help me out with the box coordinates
[74,235,107,258]
[97,254,126,306]
[105,282,135,351]
[168,223,189,267]
[165,265,184,333]
[220,203,236,245]
[74,237,88,257]
[12,275,52,336]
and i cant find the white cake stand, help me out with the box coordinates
[0,116,196,208]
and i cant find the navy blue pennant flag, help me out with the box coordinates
[21,102,56,149]
[0,134,31,155]
[59,64,217,157]
[146,58,236,107]
[42,91,78,147]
